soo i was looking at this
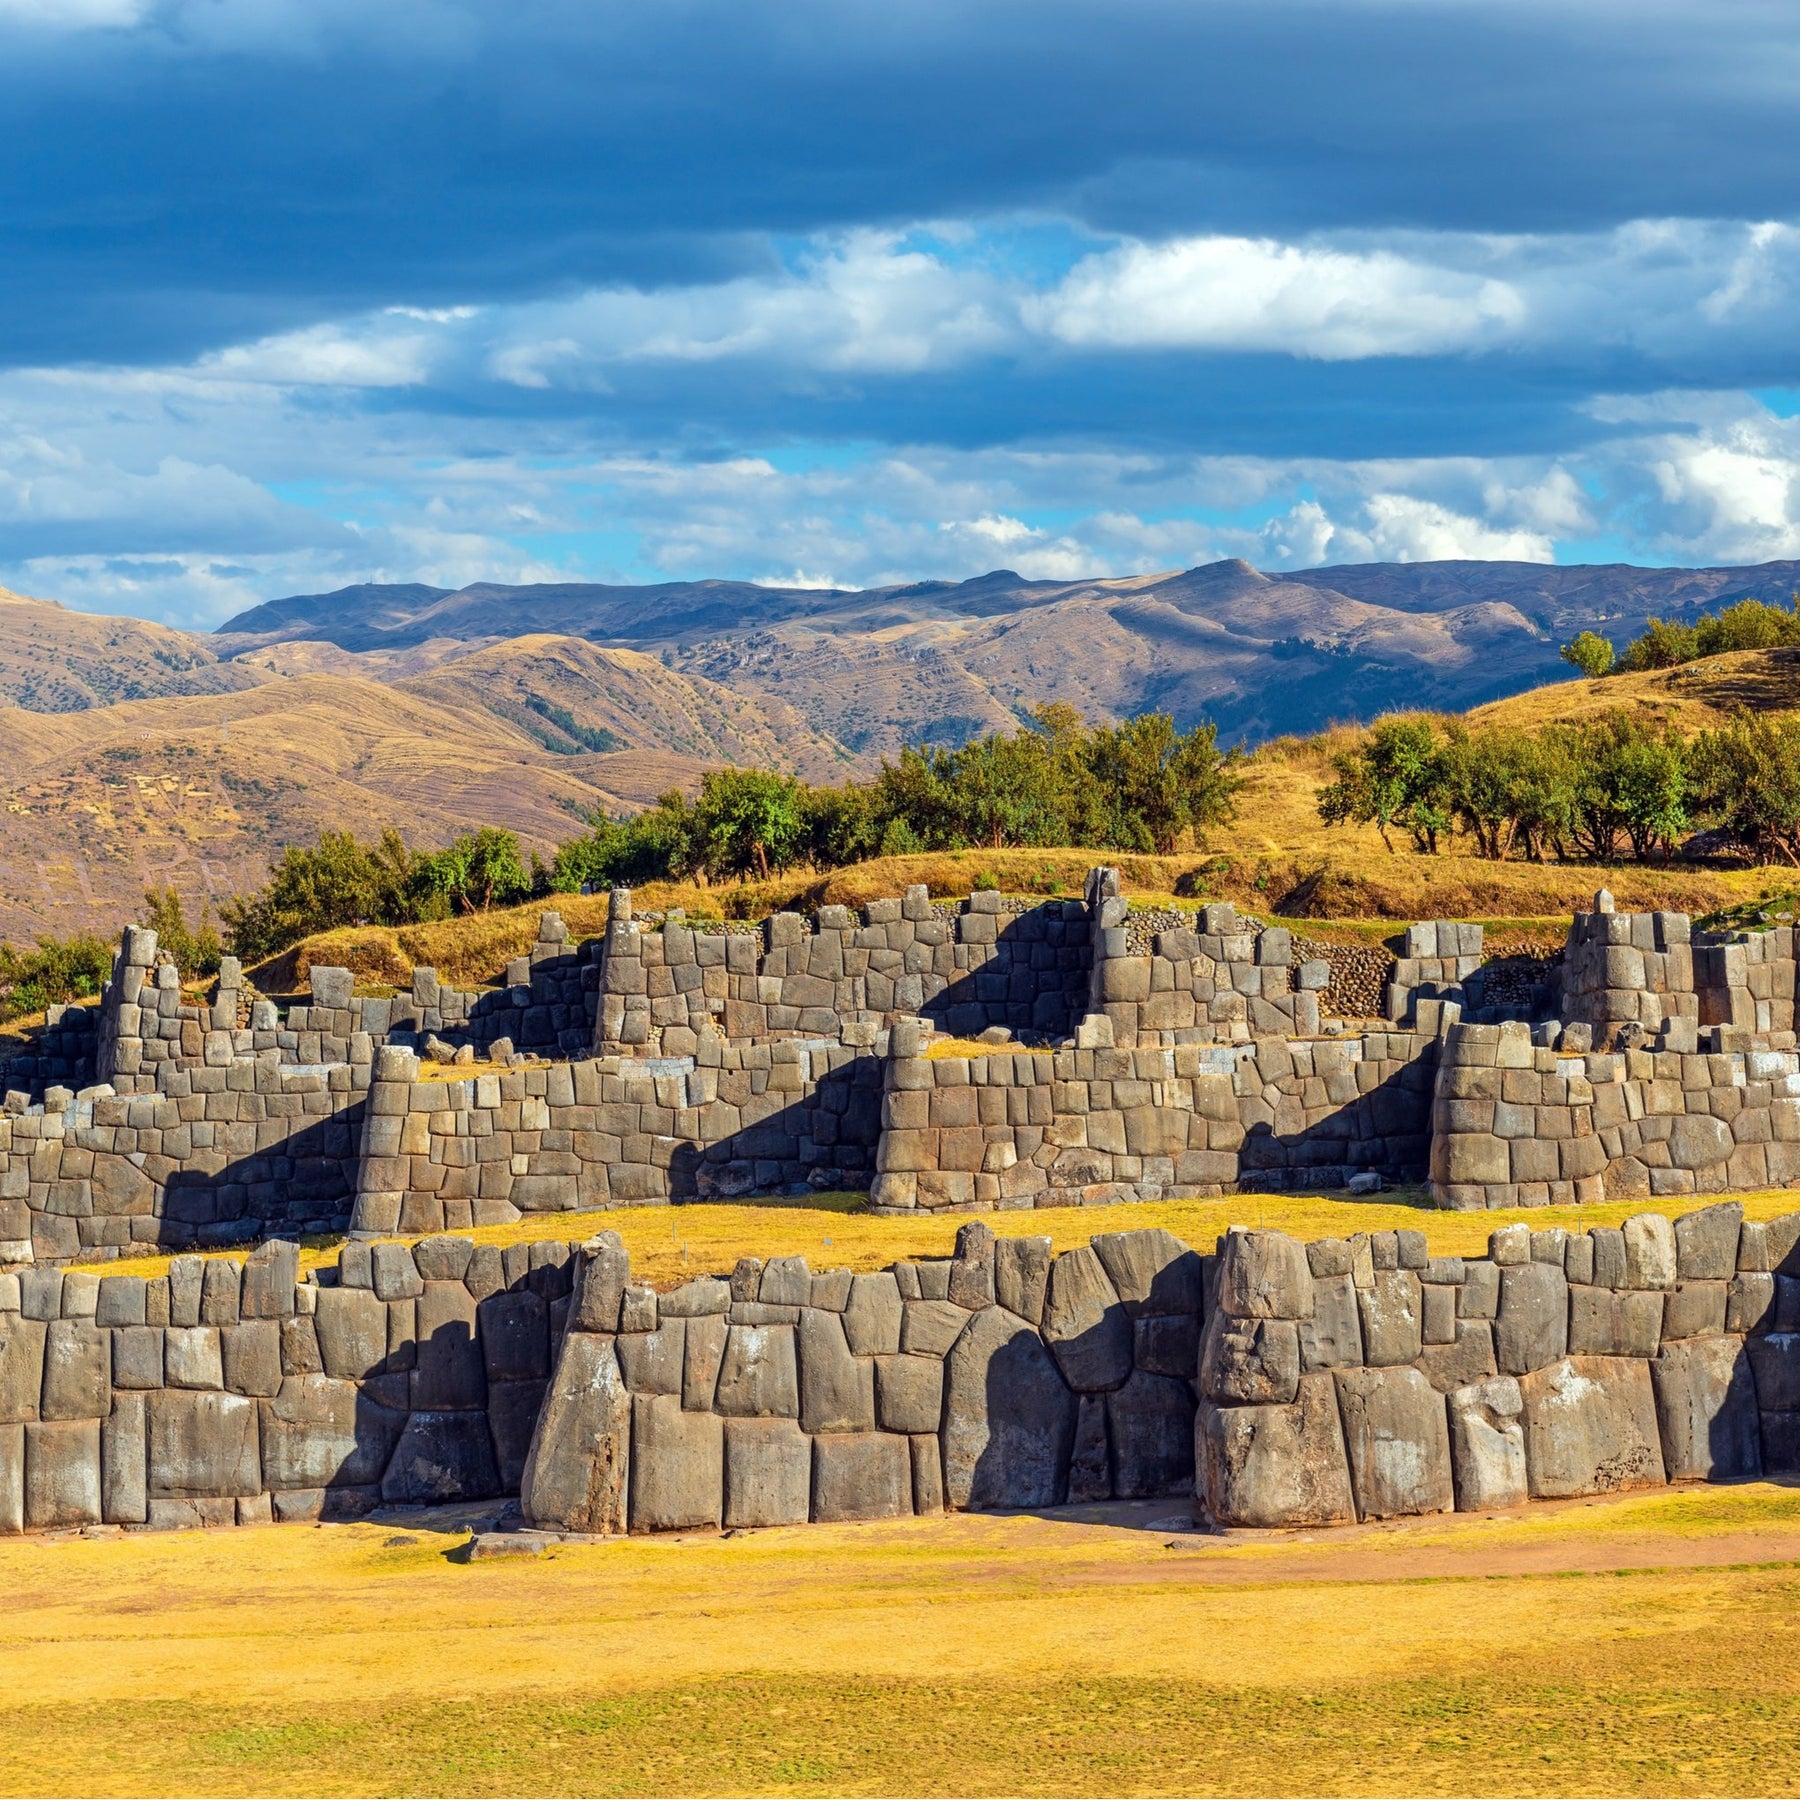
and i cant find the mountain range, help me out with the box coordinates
[0,555,1798,941]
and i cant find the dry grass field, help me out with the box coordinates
[5,1483,1800,1796]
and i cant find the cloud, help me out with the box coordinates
[1032,237,1525,359]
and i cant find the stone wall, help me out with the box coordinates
[8,1203,1800,1539]
[0,1231,582,1533]
[869,1017,1438,1212]
[1196,1202,1783,1527]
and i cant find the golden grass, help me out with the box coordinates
[8,1485,1800,1795]
[922,1036,1054,1058]
[68,1185,1800,1290]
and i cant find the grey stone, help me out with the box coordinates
[240,1240,300,1319]
[1106,1369,1196,1498]
[1415,1321,1500,1394]
[167,1256,204,1326]
[1446,1376,1528,1510]
[714,1324,799,1418]
[683,1312,728,1411]
[520,1333,630,1534]
[569,1241,628,1332]
[164,1325,223,1392]
[812,1432,912,1522]
[900,1299,970,1357]
[1458,1260,1500,1320]
[0,1423,18,1533]
[874,1353,943,1436]
[221,1321,283,1398]
[24,1419,101,1528]
[1134,1313,1202,1380]
[808,1270,853,1313]
[1091,1229,1203,1316]
[629,1392,722,1530]
[759,1256,811,1307]
[842,1273,903,1356]
[942,1305,1076,1510]
[1675,1202,1743,1281]
[1357,1270,1423,1367]
[94,1276,147,1329]
[477,1289,550,1383]
[619,1286,659,1334]
[723,1417,811,1528]
[1727,1272,1777,1335]
[314,1287,389,1380]
[147,1389,261,1497]
[1652,1337,1761,1481]
[1590,1228,1627,1289]
[1199,1311,1300,1405]
[911,1435,944,1516]
[0,1315,46,1422]
[1067,1395,1110,1503]
[1662,1281,1728,1342]
[410,1235,473,1284]
[659,1276,731,1318]
[994,1236,1052,1325]
[259,1374,406,1490]
[1215,1229,1314,1319]
[41,1321,111,1418]
[1495,1262,1569,1375]
[1748,1333,1800,1410]
[1195,1371,1356,1528]
[412,1280,487,1410]
[616,1319,688,1398]
[946,1220,996,1310]
[798,1308,875,1433]
[111,1325,164,1391]
[1517,1356,1665,1498]
[1623,1213,1678,1289]
[1041,1246,1133,1392]
[381,1410,502,1502]
[96,1390,146,1525]
[199,1258,241,1327]
[486,1378,549,1492]
[370,1241,423,1301]
[1333,1364,1454,1520]
[1566,1287,1662,1359]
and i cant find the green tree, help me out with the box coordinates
[1086,713,1243,854]
[0,933,113,1024]
[1318,715,1454,853]
[692,768,805,880]
[220,828,419,960]
[412,828,531,914]
[142,887,223,978]
[1690,711,1800,865]
[1560,630,1616,678]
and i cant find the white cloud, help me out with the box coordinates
[1032,235,1526,359]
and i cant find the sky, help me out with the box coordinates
[6,1,1800,627]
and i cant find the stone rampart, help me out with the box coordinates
[7,1204,1800,1539]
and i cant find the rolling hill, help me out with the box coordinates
[215,556,1800,752]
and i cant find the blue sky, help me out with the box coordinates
[5,0,1800,625]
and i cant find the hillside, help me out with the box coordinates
[0,649,853,943]
[215,556,1800,751]
[1469,645,1800,735]
[0,585,263,712]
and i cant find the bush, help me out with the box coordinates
[1620,595,1800,672]
[142,887,222,979]
[1560,631,1616,678]
[0,933,112,1024]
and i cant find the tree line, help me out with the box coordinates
[1561,594,1800,678]
[1319,708,1800,865]
[219,706,1242,961]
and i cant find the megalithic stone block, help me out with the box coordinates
[1195,1371,1356,1528]
[1652,1336,1762,1481]
[1517,1356,1665,1499]
[521,1333,630,1534]
[941,1305,1076,1510]
[1446,1376,1528,1510]
[1332,1364,1454,1520]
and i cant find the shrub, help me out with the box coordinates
[1560,631,1616,678]
[0,933,112,1024]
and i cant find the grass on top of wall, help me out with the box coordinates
[65,1184,1800,1289]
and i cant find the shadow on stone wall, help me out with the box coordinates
[1239,1055,1435,1189]
[668,1056,886,1199]
[920,908,1090,1041]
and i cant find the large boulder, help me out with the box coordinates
[1199,1312,1299,1406]
[1195,1371,1355,1528]
[1040,1247,1133,1391]
[628,1393,722,1531]
[1495,1262,1569,1375]
[147,1389,261,1498]
[1446,1376,1528,1510]
[1356,1271,1422,1367]
[1299,1273,1363,1371]
[811,1432,913,1522]
[941,1306,1076,1510]
[259,1374,406,1490]
[1517,1357,1665,1498]
[381,1410,502,1503]
[1651,1337,1761,1481]
[723,1417,811,1528]
[1332,1365,1453,1520]
[797,1309,875,1434]
[520,1333,630,1533]
[713,1325,800,1419]
[1215,1230,1313,1320]
[23,1419,101,1529]
[1090,1230,1203,1316]
[1106,1369,1196,1498]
